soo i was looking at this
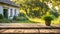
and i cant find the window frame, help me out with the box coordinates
[10,9,13,17]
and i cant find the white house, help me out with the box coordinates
[0,0,20,19]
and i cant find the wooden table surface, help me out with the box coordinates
[0,23,60,34]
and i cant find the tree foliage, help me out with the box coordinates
[12,0,60,18]
[13,0,49,18]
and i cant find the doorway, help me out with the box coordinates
[3,9,8,18]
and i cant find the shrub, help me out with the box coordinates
[13,16,28,21]
[13,16,16,20]
[0,19,12,23]
[13,13,29,21]
[15,17,21,21]
[13,16,21,21]
[0,19,3,23]
[19,13,25,16]
[19,13,29,20]
[3,19,12,23]
[43,15,54,21]
[0,14,3,19]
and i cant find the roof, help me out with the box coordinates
[0,0,19,8]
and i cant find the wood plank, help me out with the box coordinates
[40,29,60,33]
[0,29,60,34]
[0,29,7,33]
[0,29,25,33]
[0,29,39,34]
[23,29,39,33]
[13,29,25,33]
[0,23,60,29]
[2,29,16,33]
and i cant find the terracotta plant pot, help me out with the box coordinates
[45,20,51,26]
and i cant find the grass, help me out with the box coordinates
[13,16,60,25]
[16,20,39,24]
[18,20,32,23]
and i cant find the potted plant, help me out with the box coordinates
[43,15,54,26]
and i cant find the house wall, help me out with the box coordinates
[8,7,19,19]
[0,6,3,15]
[0,3,20,19]
[15,9,19,16]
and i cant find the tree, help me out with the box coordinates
[13,0,49,18]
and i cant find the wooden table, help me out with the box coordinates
[0,23,60,34]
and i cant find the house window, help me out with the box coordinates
[10,9,12,17]
[14,9,16,16]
